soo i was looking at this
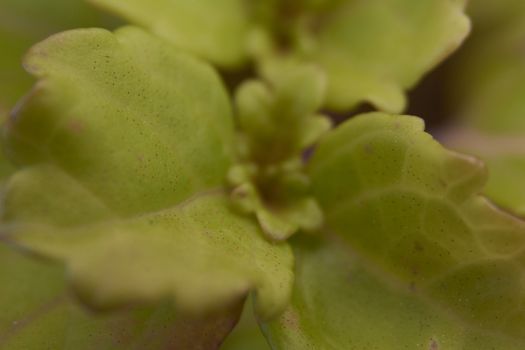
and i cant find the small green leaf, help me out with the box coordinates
[0,243,244,349]
[230,64,328,241]
[288,112,525,344]
[89,0,250,67]
[262,237,525,349]
[236,63,329,163]
[2,26,293,319]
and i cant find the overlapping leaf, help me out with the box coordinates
[87,0,469,113]
[262,112,525,348]
[0,0,116,113]
[0,243,244,349]
[1,26,293,320]
[263,238,525,349]
[291,0,470,112]
[89,0,249,68]
[448,1,525,133]
[221,298,270,350]
[229,64,329,241]
[444,128,525,216]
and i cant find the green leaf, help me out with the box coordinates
[444,129,525,216]
[441,1,525,215]
[89,0,249,67]
[4,186,293,319]
[308,0,470,112]
[0,243,244,349]
[230,64,328,241]
[0,243,64,348]
[254,0,470,112]
[448,9,525,133]
[85,0,468,111]
[236,63,329,163]
[6,26,234,212]
[221,297,270,350]
[262,237,525,349]
[2,26,293,319]
[270,112,525,346]
[0,0,116,113]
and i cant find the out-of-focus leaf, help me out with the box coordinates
[255,0,470,112]
[262,237,525,349]
[89,0,249,68]
[306,0,470,112]
[0,243,244,349]
[449,18,525,132]
[443,129,525,216]
[5,187,293,320]
[1,27,293,320]
[85,0,468,112]
[263,112,525,347]
[221,298,270,350]
[0,150,14,181]
[464,0,525,35]
[0,243,64,349]
[0,0,116,113]
[442,1,525,215]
